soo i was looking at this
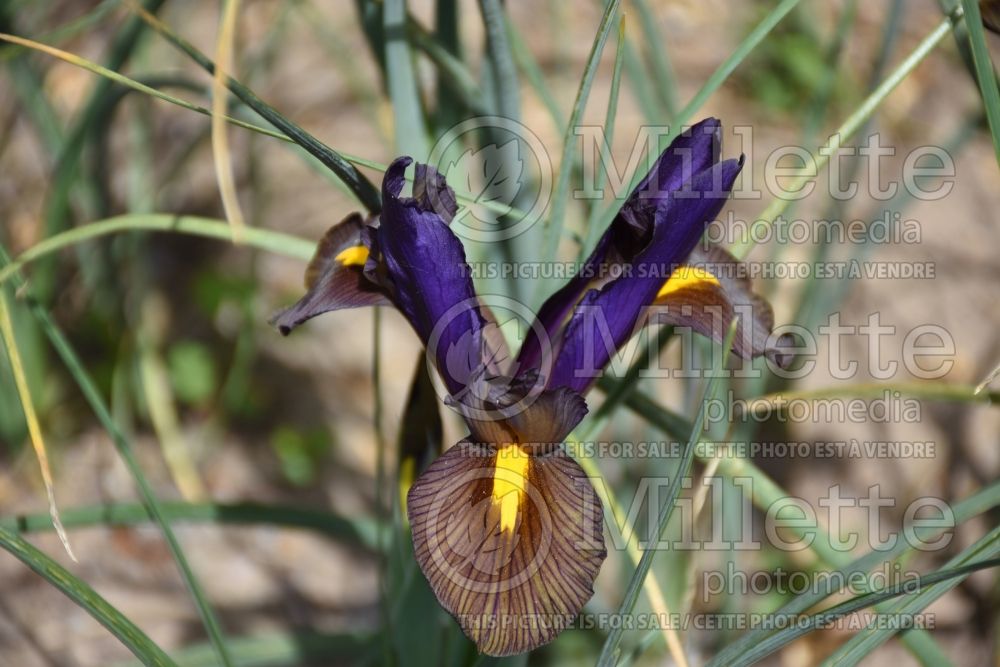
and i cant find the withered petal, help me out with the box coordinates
[272,213,389,335]
[413,163,459,223]
[407,441,606,656]
[651,243,792,367]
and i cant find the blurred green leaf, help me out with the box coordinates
[271,426,329,487]
[168,341,218,407]
[959,0,1000,165]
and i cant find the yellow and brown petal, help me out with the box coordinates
[407,440,606,656]
[651,243,793,367]
[273,212,389,334]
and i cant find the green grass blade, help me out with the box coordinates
[707,481,1000,666]
[385,0,429,159]
[823,527,1000,666]
[407,17,489,116]
[1,500,379,549]
[130,6,382,213]
[0,245,233,667]
[543,0,622,259]
[431,0,461,129]
[959,0,1000,165]
[0,524,178,666]
[580,15,627,257]
[723,557,1000,667]
[731,13,955,259]
[596,0,802,230]
[597,320,740,667]
[632,0,679,118]
[479,0,521,122]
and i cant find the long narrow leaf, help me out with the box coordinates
[544,0,622,259]
[1,500,379,548]
[385,0,429,158]
[0,525,178,666]
[707,481,1000,666]
[959,0,1000,164]
[581,15,627,257]
[0,245,233,667]
[823,527,1000,665]
[128,4,382,213]
[726,556,1000,667]
[597,320,740,666]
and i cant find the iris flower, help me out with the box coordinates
[276,118,785,656]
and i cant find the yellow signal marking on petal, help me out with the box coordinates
[656,266,720,300]
[492,444,530,534]
[398,456,416,522]
[334,245,369,267]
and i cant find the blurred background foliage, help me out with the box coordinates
[0,0,998,666]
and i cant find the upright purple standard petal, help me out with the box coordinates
[517,118,723,373]
[547,156,745,393]
[619,117,722,232]
[378,157,488,394]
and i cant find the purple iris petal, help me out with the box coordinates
[516,118,724,373]
[620,117,722,231]
[378,157,487,395]
[546,156,745,394]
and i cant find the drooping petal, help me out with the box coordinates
[407,440,606,656]
[272,213,390,335]
[378,157,489,394]
[547,156,745,393]
[651,243,793,367]
[517,118,724,372]
[273,162,461,337]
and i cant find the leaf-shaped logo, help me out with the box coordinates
[446,140,525,224]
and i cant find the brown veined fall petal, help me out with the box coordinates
[272,212,390,335]
[407,440,606,656]
[651,243,794,368]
